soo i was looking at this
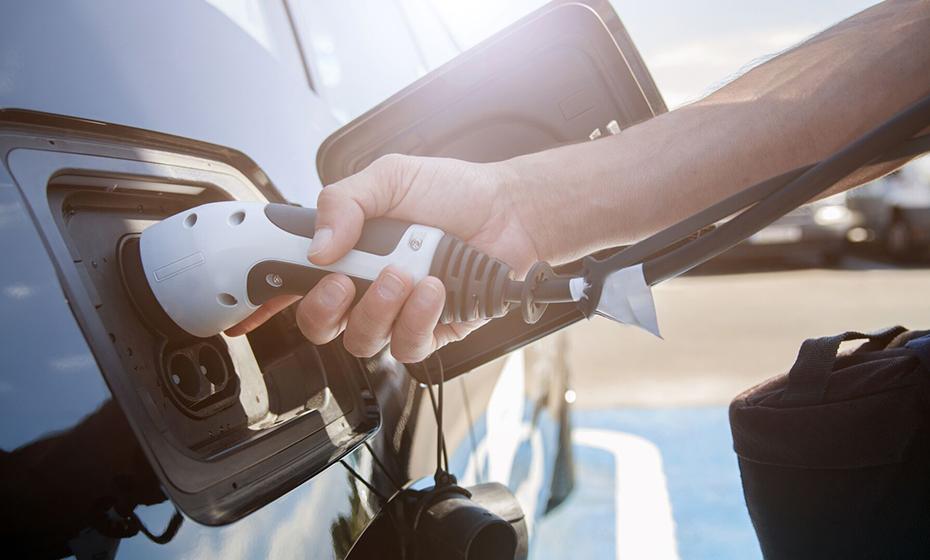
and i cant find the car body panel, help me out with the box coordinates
[0,0,336,206]
[0,168,112,451]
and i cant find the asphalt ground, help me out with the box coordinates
[569,255,930,409]
[532,254,930,560]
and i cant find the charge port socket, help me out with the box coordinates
[161,338,239,418]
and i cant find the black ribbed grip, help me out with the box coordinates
[429,235,513,323]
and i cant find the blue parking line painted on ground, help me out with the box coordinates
[531,444,619,559]
[532,407,762,560]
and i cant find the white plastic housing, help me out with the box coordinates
[139,201,443,338]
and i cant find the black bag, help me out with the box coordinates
[729,326,930,559]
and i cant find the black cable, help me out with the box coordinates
[131,507,184,545]
[599,132,930,277]
[358,445,410,560]
[605,166,809,270]
[422,365,442,475]
[508,130,930,313]
[421,361,450,477]
[341,459,389,503]
[642,96,930,285]
[364,441,403,492]
[436,356,449,473]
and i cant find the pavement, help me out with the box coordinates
[531,255,930,560]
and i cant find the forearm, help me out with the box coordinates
[506,0,930,264]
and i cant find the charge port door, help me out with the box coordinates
[0,116,379,525]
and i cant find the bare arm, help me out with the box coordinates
[507,0,930,264]
[232,0,930,363]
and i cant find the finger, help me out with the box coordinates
[295,274,356,345]
[225,294,301,337]
[309,154,415,265]
[390,277,446,363]
[342,267,414,358]
[433,319,487,348]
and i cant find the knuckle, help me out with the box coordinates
[343,306,388,357]
[371,153,417,187]
[305,295,341,322]
[371,153,405,171]
[296,297,338,345]
[296,311,331,345]
[342,331,383,358]
[391,348,421,364]
[395,313,433,343]
[391,317,433,364]
[315,188,343,213]
[352,296,384,330]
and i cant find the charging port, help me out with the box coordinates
[162,338,238,418]
[2,120,378,524]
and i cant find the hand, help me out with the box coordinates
[226,154,542,363]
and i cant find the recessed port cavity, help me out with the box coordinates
[198,344,227,385]
[161,338,239,418]
[169,353,202,399]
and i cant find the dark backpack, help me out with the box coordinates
[729,327,930,559]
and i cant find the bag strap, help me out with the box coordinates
[782,326,907,405]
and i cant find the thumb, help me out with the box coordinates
[308,154,411,265]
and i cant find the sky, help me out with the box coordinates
[428,0,881,109]
[280,0,883,122]
[609,0,880,107]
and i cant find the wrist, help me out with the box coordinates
[499,139,643,265]
[493,156,573,266]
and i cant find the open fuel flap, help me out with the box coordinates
[317,0,666,380]
[0,112,379,525]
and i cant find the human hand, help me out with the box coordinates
[226,154,542,363]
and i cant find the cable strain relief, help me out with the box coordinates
[520,261,557,324]
[429,234,513,323]
[578,256,607,319]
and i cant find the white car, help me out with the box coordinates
[0,1,665,558]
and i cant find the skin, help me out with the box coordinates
[227,0,930,363]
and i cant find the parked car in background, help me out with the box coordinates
[719,192,865,265]
[846,156,930,261]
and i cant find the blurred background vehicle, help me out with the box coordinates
[719,192,864,266]
[846,155,930,261]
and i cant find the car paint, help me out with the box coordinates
[0,1,567,557]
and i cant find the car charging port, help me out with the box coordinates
[16,129,379,524]
[161,338,238,418]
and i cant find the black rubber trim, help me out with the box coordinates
[246,260,369,307]
[577,129,930,315]
[643,96,930,285]
[118,235,193,340]
[263,203,412,257]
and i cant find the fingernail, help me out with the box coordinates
[318,280,348,308]
[308,227,332,259]
[377,271,405,299]
[419,281,445,307]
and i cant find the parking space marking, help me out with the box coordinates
[573,428,680,560]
